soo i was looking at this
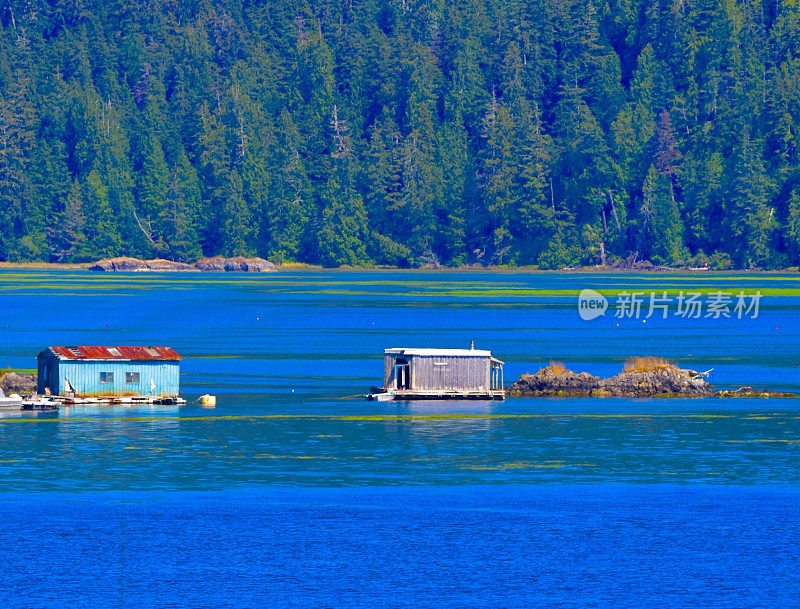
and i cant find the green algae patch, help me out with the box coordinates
[467,461,566,471]
[252,454,338,460]
[0,412,747,425]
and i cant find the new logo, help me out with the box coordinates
[578,289,608,320]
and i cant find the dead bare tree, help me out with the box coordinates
[421,242,441,268]
[607,190,622,235]
[132,207,163,252]
[331,105,348,158]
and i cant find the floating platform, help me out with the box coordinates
[60,395,187,406]
[367,389,505,401]
[5,394,187,412]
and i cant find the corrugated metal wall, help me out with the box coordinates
[44,360,180,396]
[385,354,489,392]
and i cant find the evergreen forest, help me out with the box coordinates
[1,0,800,268]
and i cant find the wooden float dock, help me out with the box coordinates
[59,395,186,406]
[369,389,505,401]
[5,394,186,413]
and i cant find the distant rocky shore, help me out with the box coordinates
[507,359,795,398]
[88,256,276,272]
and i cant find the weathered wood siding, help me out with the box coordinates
[384,355,395,387]
[385,354,490,392]
[410,355,490,392]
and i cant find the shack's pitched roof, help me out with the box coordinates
[385,347,492,357]
[43,346,182,361]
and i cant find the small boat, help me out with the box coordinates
[21,396,62,411]
[0,388,23,409]
[151,396,187,405]
[367,391,396,402]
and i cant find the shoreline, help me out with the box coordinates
[2,261,800,274]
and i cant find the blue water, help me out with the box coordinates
[1,270,800,608]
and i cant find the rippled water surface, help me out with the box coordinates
[1,270,799,608]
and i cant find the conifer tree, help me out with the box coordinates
[639,164,686,264]
[221,168,255,257]
[479,92,518,263]
[264,108,311,262]
[197,100,231,254]
[136,132,170,253]
[48,181,88,263]
[727,129,776,267]
[0,67,36,260]
[317,167,370,267]
[785,190,800,264]
[0,0,798,268]
[82,170,123,260]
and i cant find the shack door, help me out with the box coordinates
[394,358,410,390]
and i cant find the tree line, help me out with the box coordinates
[1,0,799,269]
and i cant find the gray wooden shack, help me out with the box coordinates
[382,347,504,400]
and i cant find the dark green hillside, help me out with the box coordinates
[0,0,799,268]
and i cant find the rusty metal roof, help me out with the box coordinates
[47,346,182,361]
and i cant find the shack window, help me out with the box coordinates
[99,372,114,384]
[125,372,140,384]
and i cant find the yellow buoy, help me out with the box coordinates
[200,394,216,407]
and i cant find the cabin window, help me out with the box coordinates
[99,372,114,384]
[125,372,140,384]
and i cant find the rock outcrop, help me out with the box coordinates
[507,362,785,398]
[0,372,36,395]
[509,367,602,396]
[90,256,276,272]
[141,258,196,271]
[195,257,275,272]
[715,386,795,398]
[194,257,227,271]
[89,257,150,272]
[596,367,716,397]
[233,257,275,272]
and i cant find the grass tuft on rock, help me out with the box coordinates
[545,361,567,375]
[622,356,676,374]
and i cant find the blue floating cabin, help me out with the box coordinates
[37,346,182,398]
[370,346,505,401]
